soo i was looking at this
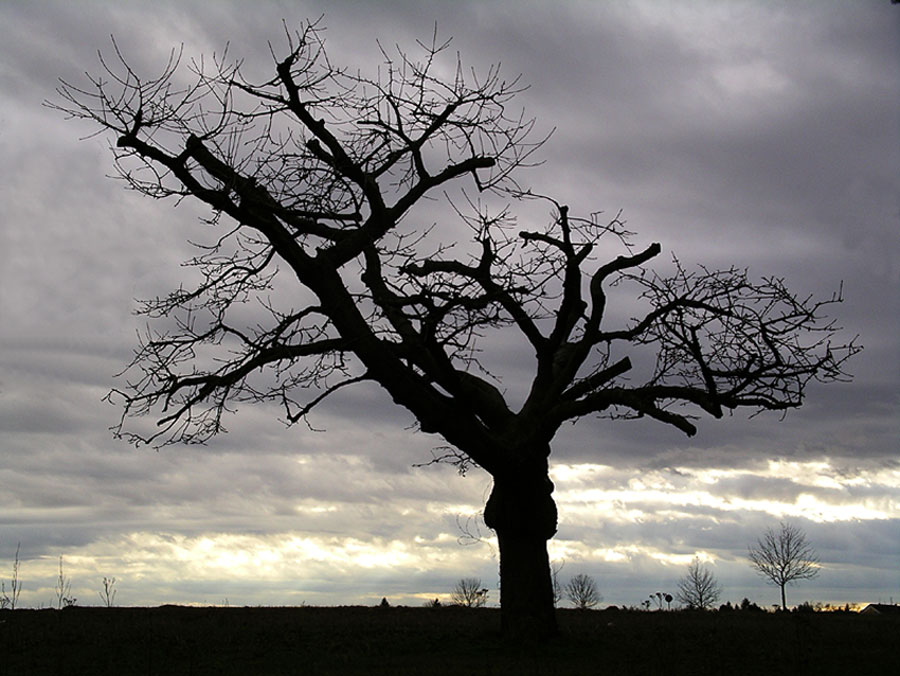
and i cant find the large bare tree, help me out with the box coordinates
[53,21,858,638]
[748,522,820,610]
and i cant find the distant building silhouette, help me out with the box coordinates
[859,603,900,615]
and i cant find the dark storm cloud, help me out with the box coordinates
[1,0,897,607]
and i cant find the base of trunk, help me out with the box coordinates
[484,469,559,640]
[495,530,559,640]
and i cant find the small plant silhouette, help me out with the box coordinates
[739,598,763,612]
[1,543,22,610]
[550,560,565,607]
[55,556,75,609]
[650,592,673,610]
[98,576,117,607]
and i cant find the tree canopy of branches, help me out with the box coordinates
[748,522,820,610]
[676,558,722,610]
[52,20,858,638]
[565,574,601,610]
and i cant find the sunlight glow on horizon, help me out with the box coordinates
[8,457,897,608]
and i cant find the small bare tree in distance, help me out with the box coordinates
[676,558,721,610]
[565,573,601,609]
[748,522,819,610]
[452,578,489,607]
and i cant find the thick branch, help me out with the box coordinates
[584,242,662,342]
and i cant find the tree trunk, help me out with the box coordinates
[780,583,787,611]
[483,461,559,640]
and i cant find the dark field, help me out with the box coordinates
[1,605,896,675]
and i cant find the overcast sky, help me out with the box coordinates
[1,0,898,610]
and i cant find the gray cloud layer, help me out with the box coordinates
[1,0,897,609]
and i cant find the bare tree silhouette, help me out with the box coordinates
[452,578,489,607]
[749,522,820,610]
[676,559,721,610]
[51,20,858,638]
[565,574,601,610]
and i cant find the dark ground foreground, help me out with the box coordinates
[1,605,897,675]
